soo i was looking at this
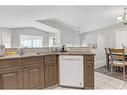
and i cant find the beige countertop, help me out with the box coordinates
[56,51,95,55]
[0,51,95,60]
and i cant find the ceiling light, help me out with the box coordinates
[117,8,127,25]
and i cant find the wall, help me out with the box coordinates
[81,24,122,67]
[40,20,81,46]
[54,31,61,46]
[60,27,80,46]
[115,29,127,48]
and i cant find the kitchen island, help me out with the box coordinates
[0,51,95,89]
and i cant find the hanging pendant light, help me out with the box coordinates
[117,8,127,25]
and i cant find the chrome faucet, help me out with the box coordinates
[19,47,24,55]
[60,45,67,52]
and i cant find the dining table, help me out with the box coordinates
[106,52,127,70]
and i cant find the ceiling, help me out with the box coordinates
[0,6,126,33]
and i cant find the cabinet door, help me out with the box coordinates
[0,67,23,89]
[23,65,44,89]
[45,55,58,87]
[45,65,57,87]
[84,55,94,89]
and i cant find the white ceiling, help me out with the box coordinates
[0,6,126,33]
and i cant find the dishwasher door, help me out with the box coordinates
[59,55,84,88]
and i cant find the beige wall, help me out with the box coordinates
[81,24,122,64]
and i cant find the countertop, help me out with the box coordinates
[0,51,95,60]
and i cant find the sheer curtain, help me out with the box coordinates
[2,32,11,48]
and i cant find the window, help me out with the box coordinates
[1,32,11,48]
[20,35,43,48]
[49,36,55,47]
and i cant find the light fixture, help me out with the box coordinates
[117,8,127,25]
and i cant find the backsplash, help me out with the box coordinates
[4,47,91,55]
[5,48,18,53]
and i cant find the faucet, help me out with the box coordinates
[60,45,67,52]
[19,46,24,55]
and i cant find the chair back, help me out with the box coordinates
[109,48,125,61]
[105,48,109,54]
[105,48,111,60]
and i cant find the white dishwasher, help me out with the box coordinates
[59,55,84,88]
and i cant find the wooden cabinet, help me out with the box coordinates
[22,56,42,66]
[0,58,22,69]
[23,65,44,89]
[44,55,58,87]
[84,55,94,89]
[0,67,23,89]
[0,58,23,89]
[0,54,95,89]
[23,56,45,89]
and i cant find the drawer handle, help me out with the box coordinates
[86,58,92,61]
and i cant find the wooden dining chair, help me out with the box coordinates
[104,48,111,70]
[109,48,127,78]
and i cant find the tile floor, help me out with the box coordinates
[95,72,127,89]
[46,72,127,90]
[46,60,127,90]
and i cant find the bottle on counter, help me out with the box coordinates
[0,44,5,57]
[51,38,58,52]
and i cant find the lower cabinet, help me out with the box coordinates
[23,65,44,89]
[0,67,23,89]
[0,54,94,89]
[44,55,58,87]
[45,65,58,87]
[84,55,94,89]
[0,56,45,89]
[22,56,45,89]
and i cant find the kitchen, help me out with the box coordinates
[1,6,127,90]
[0,6,96,89]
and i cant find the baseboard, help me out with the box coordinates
[94,59,106,69]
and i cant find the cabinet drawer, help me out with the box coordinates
[45,55,56,60]
[84,56,94,63]
[46,60,56,65]
[45,55,56,65]
[23,56,42,66]
[0,58,22,69]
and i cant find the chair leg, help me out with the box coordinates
[111,65,112,72]
[116,66,119,76]
[111,65,113,74]
[123,66,125,79]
